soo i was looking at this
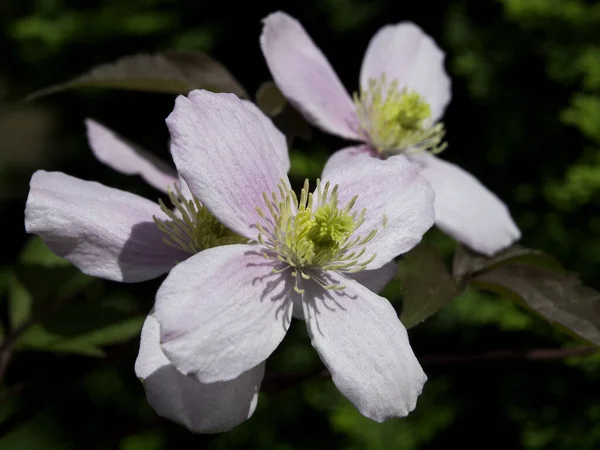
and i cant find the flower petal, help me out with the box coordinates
[409,154,521,256]
[322,145,378,175]
[302,272,426,422]
[166,90,289,241]
[135,314,264,433]
[155,244,293,383]
[261,11,360,140]
[293,261,397,321]
[348,261,397,294]
[85,119,177,193]
[322,154,435,269]
[360,22,451,122]
[25,170,188,282]
[242,100,290,173]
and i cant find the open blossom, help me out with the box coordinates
[25,95,407,432]
[84,112,400,295]
[24,100,290,433]
[260,11,520,256]
[152,89,435,425]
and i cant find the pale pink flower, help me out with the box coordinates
[152,89,436,423]
[25,91,421,431]
[260,11,521,256]
[24,100,289,433]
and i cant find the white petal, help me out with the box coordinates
[360,22,451,122]
[261,11,361,140]
[348,261,397,293]
[293,262,397,321]
[135,314,264,433]
[166,90,289,241]
[25,170,188,282]
[322,145,378,175]
[322,153,435,269]
[409,154,520,256]
[85,119,177,193]
[154,244,293,383]
[242,100,290,173]
[302,272,426,422]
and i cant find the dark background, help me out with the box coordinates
[0,0,599,448]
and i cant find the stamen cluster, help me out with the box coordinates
[255,179,377,293]
[354,74,447,157]
[154,184,246,254]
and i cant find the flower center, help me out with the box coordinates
[255,179,377,293]
[154,183,246,254]
[353,73,447,157]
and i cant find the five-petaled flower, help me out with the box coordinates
[261,11,521,256]
[151,89,435,427]
[82,112,408,432]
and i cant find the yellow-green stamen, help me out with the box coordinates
[353,73,447,157]
[255,179,377,293]
[154,183,246,254]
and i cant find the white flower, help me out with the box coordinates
[261,11,521,256]
[152,89,435,424]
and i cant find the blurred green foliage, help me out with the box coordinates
[0,0,599,449]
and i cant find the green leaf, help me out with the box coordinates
[305,377,456,450]
[288,149,329,181]
[120,429,166,450]
[7,236,134,356]
[452,244,563,279]
[473,263,600,346]
[0,409,65,450]
[398,244,462,329]
[25,51,248,100]
[8,237,87,329]
[17,293,145,357]
[7,275,33,329]
[19,235,69,267]
[9,237,94,329]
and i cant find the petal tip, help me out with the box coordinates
[261,10,294,27]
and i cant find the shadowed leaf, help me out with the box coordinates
[25,51,248,100]
[453,244,563,279]
[16,291,145,357]
[8,237,92,329]
[7,237,143,356]
[473,264,600,346]
[399,244,462,329]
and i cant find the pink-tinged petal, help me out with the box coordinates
[242,100,290,173]
[360,22,451,122]
[293,262,397,321]
[348,261,397,294]
[409,154,521,256]
[302,272,426,422]
[25,170,188,282]
[261,11,361,140]
[322,145,379,175]
[167,90,288,241]
[155,244,293,383]
[135,314,264,433]
[85,119,177,193]
[322,154,435,269]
